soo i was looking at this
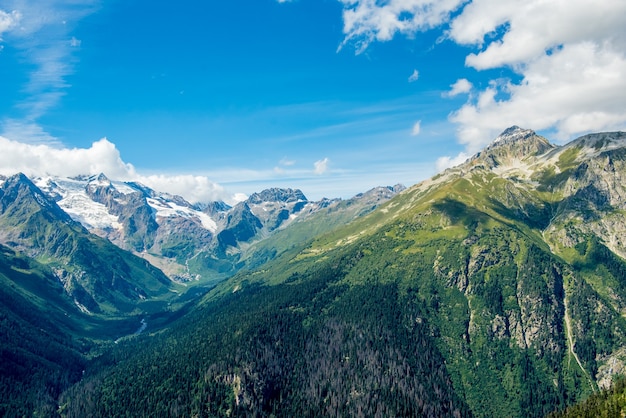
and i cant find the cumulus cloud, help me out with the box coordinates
[450,41,626,151]
[408,69,419,82]
[138,174,227,204]
[314,157,330,175]
[448,0,626,70]
[0,136,135,180]
[444,78,472,97]
[336,0,626,155]
[0,136,230,203]
[447,0,626,150]
[411,120,421,136]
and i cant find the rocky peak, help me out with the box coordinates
[96,172,110,182]
[0,173,73,224]
[199,200,231,216]
[247,188,307,204]
[568,131,626,154]
[492,126,536,144]
[473,126,555,169]
[352,184,406,204]
[0,173,69,219]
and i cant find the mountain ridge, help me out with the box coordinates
[3,126,626,416]
[24,173,405,283]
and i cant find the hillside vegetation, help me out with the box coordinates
[3,128,626,416]
[58,128,626,417]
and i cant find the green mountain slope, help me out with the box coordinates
[0,244,87,416]
[0,173,181,316]
[56,127,626,417]
[548,376,626,417]
[235,185,405,274]
[0,175,195,416]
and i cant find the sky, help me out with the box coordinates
[0,0,625,203]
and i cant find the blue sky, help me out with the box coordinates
[0,0,625,202]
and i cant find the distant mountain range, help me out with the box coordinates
[14,173,403,284]
[2,126,626,416]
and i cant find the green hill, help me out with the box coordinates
[57,128,626,417]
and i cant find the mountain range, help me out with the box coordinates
[26,173,404,284]
[2,126,626,416]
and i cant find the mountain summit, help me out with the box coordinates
[492,125,536,144]
[473,126,556,169]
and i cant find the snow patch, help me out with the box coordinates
[147,198,218,232]
[38,176,123,231]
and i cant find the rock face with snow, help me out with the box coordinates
[28,175,403,283]
[473,125,556,169]
[0,174,175,315]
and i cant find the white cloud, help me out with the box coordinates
[0,136,135,180]
[450,41,626,151]
[1,119,61,145]
[0,136,231,203]
[274,157,297,175]
[408,69,419,82]
[335,0,626,154]
[279,157,296,166]
[337,0,467,53]
[435,151,469,172]
[137,174,226,204]
[444,78,472,97]
[411,120,421,136]
[448,0,626,70]
[446,0,626,150]
[314,157,330,175]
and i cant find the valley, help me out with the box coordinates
[2,127,626,416]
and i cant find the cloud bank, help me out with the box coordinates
[0,136,229,203]
[337,0,626,168]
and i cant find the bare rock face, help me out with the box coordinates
[472,126,555,169]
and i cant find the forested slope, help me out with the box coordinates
[59,128,626,417]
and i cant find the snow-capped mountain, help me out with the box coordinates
[27,174,403,283]
[0,173,175,315]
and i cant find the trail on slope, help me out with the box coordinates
[563,294,595,392]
